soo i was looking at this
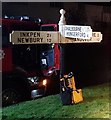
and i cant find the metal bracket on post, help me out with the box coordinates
[58,9,66,76]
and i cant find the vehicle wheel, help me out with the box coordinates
[2,88,21,107]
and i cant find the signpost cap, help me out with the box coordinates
[58,9,66,26]
[60,9,66,15]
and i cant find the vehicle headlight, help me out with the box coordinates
[42,79,47,86]
[48,70,53,74]
[28,77,38,84]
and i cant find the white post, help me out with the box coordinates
[58,9,66,36]
[58,9,66,75]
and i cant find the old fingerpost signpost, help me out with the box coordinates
[57,9,102,105]
[10,9,102,73]
[10,9,103,105]
[10,9,102,75]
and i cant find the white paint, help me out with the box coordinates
[58,9,66,36]
[64,25,92,39]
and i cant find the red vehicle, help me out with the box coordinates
[1,16,60,106]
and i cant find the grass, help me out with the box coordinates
[1,82,110,120]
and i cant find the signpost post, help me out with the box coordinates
[58,9,66,76]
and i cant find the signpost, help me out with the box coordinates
[9,9,103,76]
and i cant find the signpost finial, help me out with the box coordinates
[58,9,66,35]
[60,9,65,16]
[59,9,66,26]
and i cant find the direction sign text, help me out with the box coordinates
[64,25,92,39]
[10,31,59,44]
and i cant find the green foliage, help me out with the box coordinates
[2,82,110,120]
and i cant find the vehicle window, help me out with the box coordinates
[40,45,54,70]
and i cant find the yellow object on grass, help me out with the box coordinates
[72,89,83,104]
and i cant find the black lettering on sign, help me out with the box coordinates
[18,38,22,43]
[65,26,82,32]
[20,32,41,37]
[41,38,43,42]
[47,39,51,42]
[17,38,25,43]
[93,33,96,37]
[47,33,51,37]
[35,32,40,37]
[18,38,24,43]
[20,32,30,37]
[20,32,26,37]
[30,32,33,37]
[97,33,99,37]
